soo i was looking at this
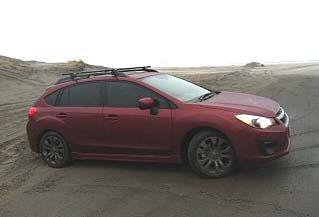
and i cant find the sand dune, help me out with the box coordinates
[0,55,319,216]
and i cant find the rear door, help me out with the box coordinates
[102,80,173,156]
[55,81,105,153]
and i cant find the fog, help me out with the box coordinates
[0,0,318,66]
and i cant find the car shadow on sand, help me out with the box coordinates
[62,157,289,181]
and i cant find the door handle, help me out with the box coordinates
[104,114,119,120]
[56,113,67,118]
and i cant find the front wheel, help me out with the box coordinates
[188,130,236,178]
[40,131,72,168]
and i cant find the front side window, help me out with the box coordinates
[106,81,151,107]
[142,74,210,102]
[151,92,171,109]
[57,82,102,107]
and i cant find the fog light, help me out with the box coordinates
[257,139,278,155]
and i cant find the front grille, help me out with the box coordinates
[276,107,289,127]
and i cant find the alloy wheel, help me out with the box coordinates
[42,135,65,165]
[196,136,234,175]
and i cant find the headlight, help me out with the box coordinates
[235,114,276,129]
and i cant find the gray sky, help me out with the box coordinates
[0,0,318,67]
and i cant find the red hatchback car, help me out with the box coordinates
[27,66,290,178]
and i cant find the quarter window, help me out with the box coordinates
[45,90,59,106]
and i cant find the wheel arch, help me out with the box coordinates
[37,128,68,153]
[180,126,234,163]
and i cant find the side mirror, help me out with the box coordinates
[138,97,155,110]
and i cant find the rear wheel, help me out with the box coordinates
[188,130,236,178]
[40,131,71,168]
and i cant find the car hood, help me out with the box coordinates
[198,91,280,117]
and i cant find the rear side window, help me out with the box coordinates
[107,81,151,107]
[45,90,59,106]
[57,82,102,107]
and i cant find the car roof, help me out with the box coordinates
[47,70,161,93]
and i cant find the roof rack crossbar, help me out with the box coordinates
[61,66,157,80]
[62,68,113,76]
[116,66,151,71]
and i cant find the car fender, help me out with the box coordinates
[33,115,73,149]
[172,107,243,156]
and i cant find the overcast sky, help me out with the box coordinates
[0,0,318,67]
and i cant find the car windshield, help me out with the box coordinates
[142,74,211,102]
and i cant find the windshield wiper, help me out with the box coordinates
[198,92,216,102]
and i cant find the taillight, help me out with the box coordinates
[28,107,38,118]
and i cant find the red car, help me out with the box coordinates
[26,66,290,178]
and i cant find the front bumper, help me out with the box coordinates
[233,121,290,165]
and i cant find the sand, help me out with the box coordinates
[0,55,318,216]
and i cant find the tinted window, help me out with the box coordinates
[58,88,69,106]
[107,81,151,107]
[57,82,102,107]
[45,90,59,106]
[151,92,170,109]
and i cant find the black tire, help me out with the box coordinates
[39,131,72,168]
[188,130,236,178]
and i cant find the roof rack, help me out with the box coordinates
[62,66,157,79]
[55,66,158,84]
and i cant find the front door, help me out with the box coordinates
[102,80,172,156]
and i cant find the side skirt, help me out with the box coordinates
[72,152,181,164]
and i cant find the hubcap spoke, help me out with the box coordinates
[54,154,58,162]
[221,153,231,159]
[56,152,63,160]
[203,159,213,169]
[197,148,205,154]
[221,146,230,152]
[214,161,221,172]
[199,140,209,149]
[48,152,55,160]
[208,137,217,150]
[47,136,54,145]
[217,159,226,168]
[198,157,209,164]
[46,152,51,158]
